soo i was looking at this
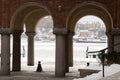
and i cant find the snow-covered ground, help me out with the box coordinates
[74,64,120,80]
[8,41,120,80]
[11,57,120,80]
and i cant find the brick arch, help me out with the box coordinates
[24,9,50,32]
[67,1,113,33]
[10,2,51,32]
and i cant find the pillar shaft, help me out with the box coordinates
[114,35,120,52]
[26,32,35,66]
[1,34,10,75]
[65,32,74,73]
[0,28,12,75]
[109,28,120,52]
[107,34,114,52]
[65,34,69,73]
[12,31,22,71]
[55,34,66,77]
[68,32,74,67]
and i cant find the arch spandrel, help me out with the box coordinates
[24,9,49,32]
[10,2,52,32]
[67,2,113,33]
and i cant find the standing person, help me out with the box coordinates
[22,45,25,57]
[36,61,43,72]
[86,46,90,66]
[86,46,89,58]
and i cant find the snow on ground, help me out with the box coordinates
[9,56,120,80]
[73,64,120,80]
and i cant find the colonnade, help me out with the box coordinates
[12,31,35,71]
[0,28,74,77]
[0,29,35,75]
[0,28,117,77]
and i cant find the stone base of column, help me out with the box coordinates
[69,58,73,67]
[12,63,21,71]
[0,71,10,76]
[65,66,69,73]
[1,63,10,75]
[55,57,66,77]
[55,71,65,77]
[12,52,21,71]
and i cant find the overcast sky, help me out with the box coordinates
[78,15,105,25]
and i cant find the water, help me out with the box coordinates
[19,40,107,62]
[1,39,107,71]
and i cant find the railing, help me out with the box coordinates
[88,42,120,77]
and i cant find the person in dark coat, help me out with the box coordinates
[36,61,43,72]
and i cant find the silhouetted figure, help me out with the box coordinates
[87,62,90,66]
[86,46,89,58]
[36,61,43,72]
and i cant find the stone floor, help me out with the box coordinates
[0,71,79,80]
[1,71,120,80]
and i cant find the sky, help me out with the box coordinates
[78,15,105,26]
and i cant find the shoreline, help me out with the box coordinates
[11,57,100,72]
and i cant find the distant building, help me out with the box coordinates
[79,30,90,37]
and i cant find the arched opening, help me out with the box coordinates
[67,2,113,32]
[10,2,55,72]
[19,16,55,71]
[66,2,113,74]
[34,16,55,71]
[73,15,107,69]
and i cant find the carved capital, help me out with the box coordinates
[25,32,36,36]
[13,30,23,36]
[0,28,13,35]
[111,28,120,35]
[53,28,68,35]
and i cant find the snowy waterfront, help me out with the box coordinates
[11,40,107,72]
[18,40,107,63]
[1,40,120,80]
[24,40,106,59]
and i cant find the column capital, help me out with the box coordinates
[53,28,68,35]
[0,28,13,35]
[13,30,23,36]
[68,31,75,36]
[106,32,112,36]
[25,32,36,36]
[111,28,120,35]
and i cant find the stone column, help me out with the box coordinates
[107,32,114,52]
[65,34,69,73]
[26,32,35,66]
[54,28,67,77]
[12,30,22,71]
[65,32,74,73]
[68,32,74,67]
[0,28,12,75]
[111,28,120,52]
